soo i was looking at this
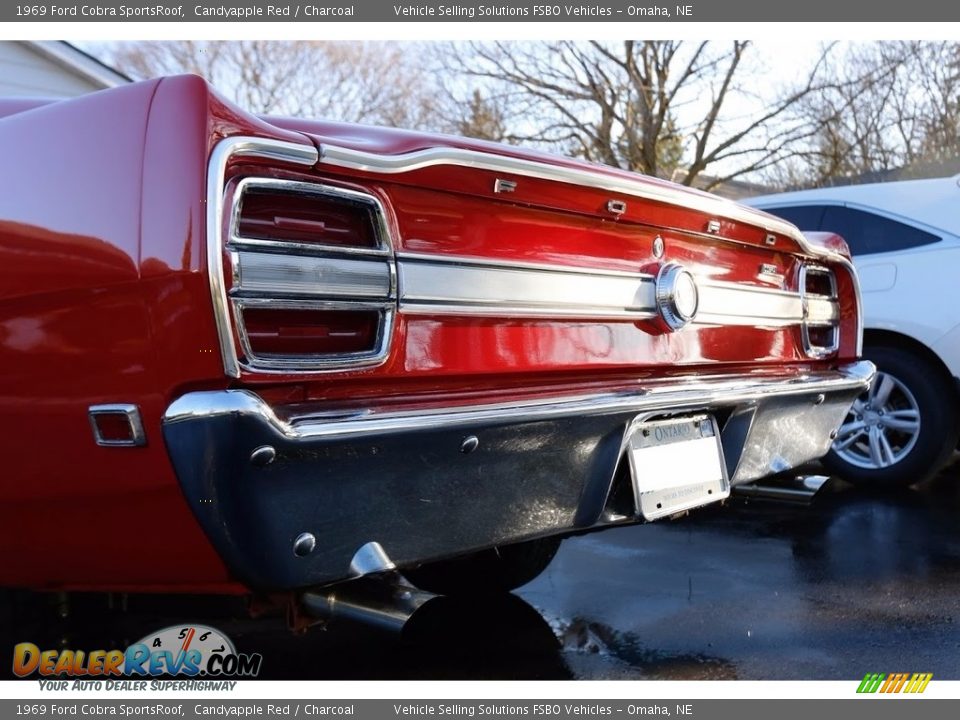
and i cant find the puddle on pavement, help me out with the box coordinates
[542,611,737,679]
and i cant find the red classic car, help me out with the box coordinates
[0,76,871,605]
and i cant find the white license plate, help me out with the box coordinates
[626,414,730,520]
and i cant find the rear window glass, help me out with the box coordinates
[820,207,940,256]
[761,205,825,232]
[761,204,941,256]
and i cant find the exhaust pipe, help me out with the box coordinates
[300,576,436,633]
[733,474,831,504]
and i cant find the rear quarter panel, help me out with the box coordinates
[0,78,236,591]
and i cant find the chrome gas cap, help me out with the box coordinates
[655,263,699,330]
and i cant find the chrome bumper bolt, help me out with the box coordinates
[293,532,316,557]
[250,445,277,467]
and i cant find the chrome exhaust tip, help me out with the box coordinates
[732,474,831,504]
[300,575,436,633]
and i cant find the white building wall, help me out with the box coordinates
[0,42,115,98]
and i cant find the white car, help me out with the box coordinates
[749,176,960,487]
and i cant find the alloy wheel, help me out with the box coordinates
[832,371,921,470]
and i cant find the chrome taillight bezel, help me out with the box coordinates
[228,177,395,258]
[799,264,840,358]
[232,297,395,372]
[207,138,397,376]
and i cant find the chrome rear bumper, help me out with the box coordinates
[163,361,873,590]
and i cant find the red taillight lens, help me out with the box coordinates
[237,187,379,248]
[806,325,838,350]
[241,307,380,357]
[802,268,836,297]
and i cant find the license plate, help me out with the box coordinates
[626,414,730,520]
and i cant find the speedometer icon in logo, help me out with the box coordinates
[137,624,236,658]
[128,624,259,677]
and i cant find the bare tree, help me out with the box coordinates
[88,40,960,190]
[440,41,836,189]
[94,41,441,130]
[787,41,960,186]
[912,42,960,164]
[454,89,509,142]
[788,43,919,184]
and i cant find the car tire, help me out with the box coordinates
[402,537,562,596]
[824,345,959,488]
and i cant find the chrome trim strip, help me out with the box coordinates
[398,253,657,320]
[229,236,391,259]
[233,250,393,299]
[207,138,319,378]
[164,361,876,442]
[695,283,803,327]
[88,404,147,447]
[235,297,393,312]
[396,251,652,279]
[318,144,843,262]
[846,259,864,357]
[395,252,838,327]
[805,297,841,326]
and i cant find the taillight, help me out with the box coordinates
[225,177,396,372]
[799,265,840,358]
[237,184,380,248]
[240,306,382,357]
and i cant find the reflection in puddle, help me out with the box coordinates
[543,612,737,679]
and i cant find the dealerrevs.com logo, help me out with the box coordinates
[13,625,262,680]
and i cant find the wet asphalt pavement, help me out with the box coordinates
[5,466,960,681]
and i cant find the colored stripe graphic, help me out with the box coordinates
[891,673,908,693]
[910,673,933,693]
[857,673,885,693]
[857,672,932,693]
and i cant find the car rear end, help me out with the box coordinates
[158,80,871,592]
